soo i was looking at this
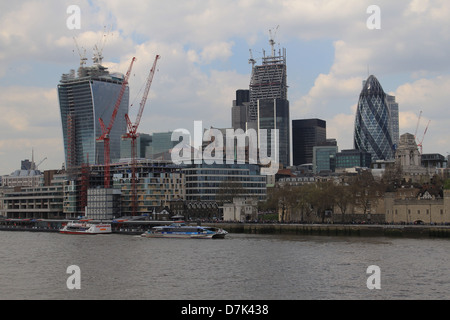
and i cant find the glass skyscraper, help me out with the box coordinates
[386,94,399,150]
[292,119,326,166]
[257,98,290,168]
[354,75,394,162]
[58,64,129,167]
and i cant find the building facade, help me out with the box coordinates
[247,48,288,130]
[232,89,250,131]
[120,133,152,160]
[313,145,338,174]
[257,98,290,168]
[354,75,394,162]
[58,64,129,167]
[336,149,372,169]
[85,188,121,220]
[395,133,428,182]
[182,163,267,202]
[386,94,400,150]
[1,186,64,219]
[292,119,327,166]
[2,170,42,188]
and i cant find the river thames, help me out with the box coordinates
[0,231,449,300]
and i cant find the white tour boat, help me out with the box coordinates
[60,221,112,235]
[141,222,228,239]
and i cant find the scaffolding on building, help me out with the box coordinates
[248,47,287,122]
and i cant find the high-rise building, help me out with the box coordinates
[336,149,372,169]
[354,75,394,162]
[58,64,129,168]
[292,119,327,166]
[247,48,288,130]
[246,44,290,169]
[232,89,250,131]
[386,94,399,150]
[257,98,290,168]
[120,133,152,159]
[312,145,338,174]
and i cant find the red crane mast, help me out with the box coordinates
[97,57,136,188]
[123,55,160,216]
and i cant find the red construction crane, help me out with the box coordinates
[414,110,422,140]
[417,120,431,154]
[123,54,160,216]
[97,57,136,188]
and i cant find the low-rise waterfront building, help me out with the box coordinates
[1,186,64,219]
[182,163,267,202]
[2,170,43,188]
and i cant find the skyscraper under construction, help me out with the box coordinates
[58,58,129,168]
[248,47,288,128]
[246,39,290,169]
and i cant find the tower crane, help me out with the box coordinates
[123,55,160,216]
[35,157,47,170]
[414,110,422,140]
[417,120,431,154]
[269,25,280,57]
[73,37,88,68]
[97,57,136,188]
[93,25,112,65]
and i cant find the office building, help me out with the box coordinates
[421,154,447,170]
[354,75,394,162]
[313,144,338,174]
[247,48,288,129]
[232,89,250,131]
[85,188,121,220]
[1,186,64,219]
[258,98,290,168]
[292,119,327,166]
[149,132,178,158]
[386,95,399,150]
[336,149,372,169]
[58,63,129,167]
[120,133,152,159]
[182,163,267,202]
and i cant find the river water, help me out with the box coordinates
[0,231,449,300]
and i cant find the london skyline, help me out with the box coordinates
[1,1,449,175]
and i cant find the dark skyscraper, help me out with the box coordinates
[58,63,129,167]
[257,98,290,168]
[292,119,326,166]
[232,89,250,131]
[354,75,394,161]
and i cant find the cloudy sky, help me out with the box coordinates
[1,0,449,174]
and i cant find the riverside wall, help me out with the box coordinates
[204,223,450,238]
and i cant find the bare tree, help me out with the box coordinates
[350,170,385,218]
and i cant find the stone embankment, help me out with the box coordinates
[204,223,450,238]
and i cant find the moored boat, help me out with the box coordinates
[60,221,112,235]
[141,221,228,239]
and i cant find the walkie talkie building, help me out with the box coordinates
[354,75,394,162]
[58,64,129,168]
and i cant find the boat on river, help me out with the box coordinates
[141,221,228,239]
[60,221,112,235]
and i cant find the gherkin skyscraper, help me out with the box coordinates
[354,75,394,162]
